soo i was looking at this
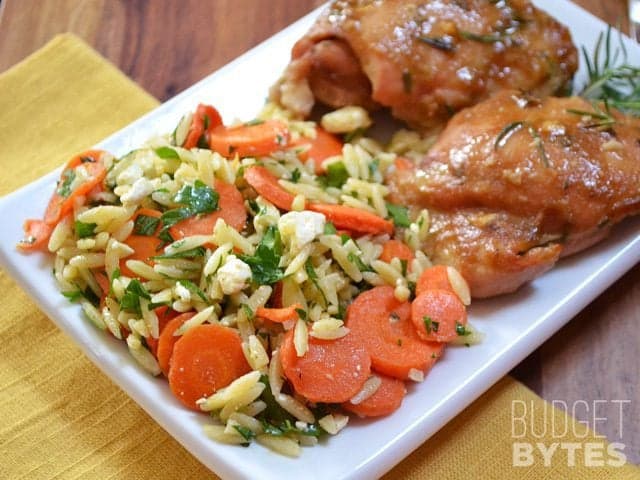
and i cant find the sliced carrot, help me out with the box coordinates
[169,180,247,239]
[17,219,53,251]
[379,239,414,265]
[157,311,196,376]
[342,375,407,417]
[93,269,110,296]
[145,306,181,358]
[280,329,371,404]
[256,304,302,323]
[346,286,442,380]
[411,289,467,343]
[121,208,163,278]
[393,156,414,171]
[415,265,455,297]
[291,126,343,174]
[168,324,251,411]
[183,103,224,149]
[307,203,394,235]
[209,119,289,158]
[243,165,296,210]
[43,150,107,226]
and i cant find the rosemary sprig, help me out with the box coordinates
[578,26,640,116]
[418,36,456,52]
[494,120,549,167]
[566,100,617,129]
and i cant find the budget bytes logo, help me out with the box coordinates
[511,400,630,467]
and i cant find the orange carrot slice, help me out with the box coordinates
[411,289,467,343]
[157,311,196,376]
[415,265,455,297]
[17,219,53,251]
[43,150,107,226]
[169,180,247,239]
[342,375,407,417]
[243,165,296,210]
[120,208,163,278]
[292,126,343,174]
[280,329,371,404]
[307,203,394,235]
[183,104,224,149]
[255,304,302,324]
[379,239,414,265]
[393,156,414,171]
[346,285,442,380]
[168,324,251,411]
[209,119,289,158]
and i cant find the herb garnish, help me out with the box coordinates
[57,169,76,198]
[494,121,549,167]
[386,203,411,228]
[75,221,97,238]
[154,146,180,160]
[119,279,151,316]
[418,36,456,52]
[133,214,161,236]
[239,225,284,285]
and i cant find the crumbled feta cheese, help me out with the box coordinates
[278,211,325,249]
[120,177,156,204]
[217,255,252,295]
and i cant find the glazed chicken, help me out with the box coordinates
[271,0,578,131]
[387,90,640,297]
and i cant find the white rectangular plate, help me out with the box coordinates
[1,2,639,479]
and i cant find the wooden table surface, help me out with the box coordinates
[0,0,637,466]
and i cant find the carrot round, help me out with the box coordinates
[393,156,414,171]
[145,306,181,358]
[280,329,371,404]
[209,119,289,158]
[255,304,302,324]
[157,311,195,376]
[292,126,343,174]
[411,289,467,343]
[415,265,455,297]
[43,150,107,226]
[18,219,53,251]
[183,103,224,149]
[346,285,442,380]
[169,180,247,239]
[342,375,407,417]
[308,203,394,235]
[120,208,163,278]
[168,324,251,410]
[379,239,414,265]
[243,165,296,210]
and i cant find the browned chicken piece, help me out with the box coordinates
[387,90,640,297]
[271,0,578,131]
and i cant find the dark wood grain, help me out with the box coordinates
[0,0,637,466]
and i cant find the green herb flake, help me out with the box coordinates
[242,303,254,319]
[154,146,180,160]
[133,214,160,236]
[57,169,76,198]
[119,279,151,315]
[178,280,210,304]
[348,252,373,272]
[386,203,411,228]
[290,168,301,183]
[239,225,284,285]
[400,259,408,277]
[423,316,433,334]
[75,221,97,239]
[325,161,349,188]
[324,222,337,235]
[62,290,83,302]
[153,246,206,260]
[174,180,219,214]
[296,308,308,321]
[456,322,470,336]
[233,425,256,442]
[244,119,265,127]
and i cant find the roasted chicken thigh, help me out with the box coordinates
[272,0,578,131]
[387,91,640,297]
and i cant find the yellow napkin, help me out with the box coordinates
[0,34,637,480]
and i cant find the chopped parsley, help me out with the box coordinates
[75,221,97,238]
[456,322,470,336]
[160,180,219,234]
[324,161,349,188]
[133,214,160,236]
[323,222,337,235]
[153,246,206,260]
[423,316,439,334]
[120,279,151,316]
[386,202,411,228]
[239,225,284,285]
[154,146,180,160]
[57,169,76,198]
[290,168,301,183]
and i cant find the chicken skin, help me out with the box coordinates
[387,90,640,297]
[271,0,578,131]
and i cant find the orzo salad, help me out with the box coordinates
[18,102,480,456]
